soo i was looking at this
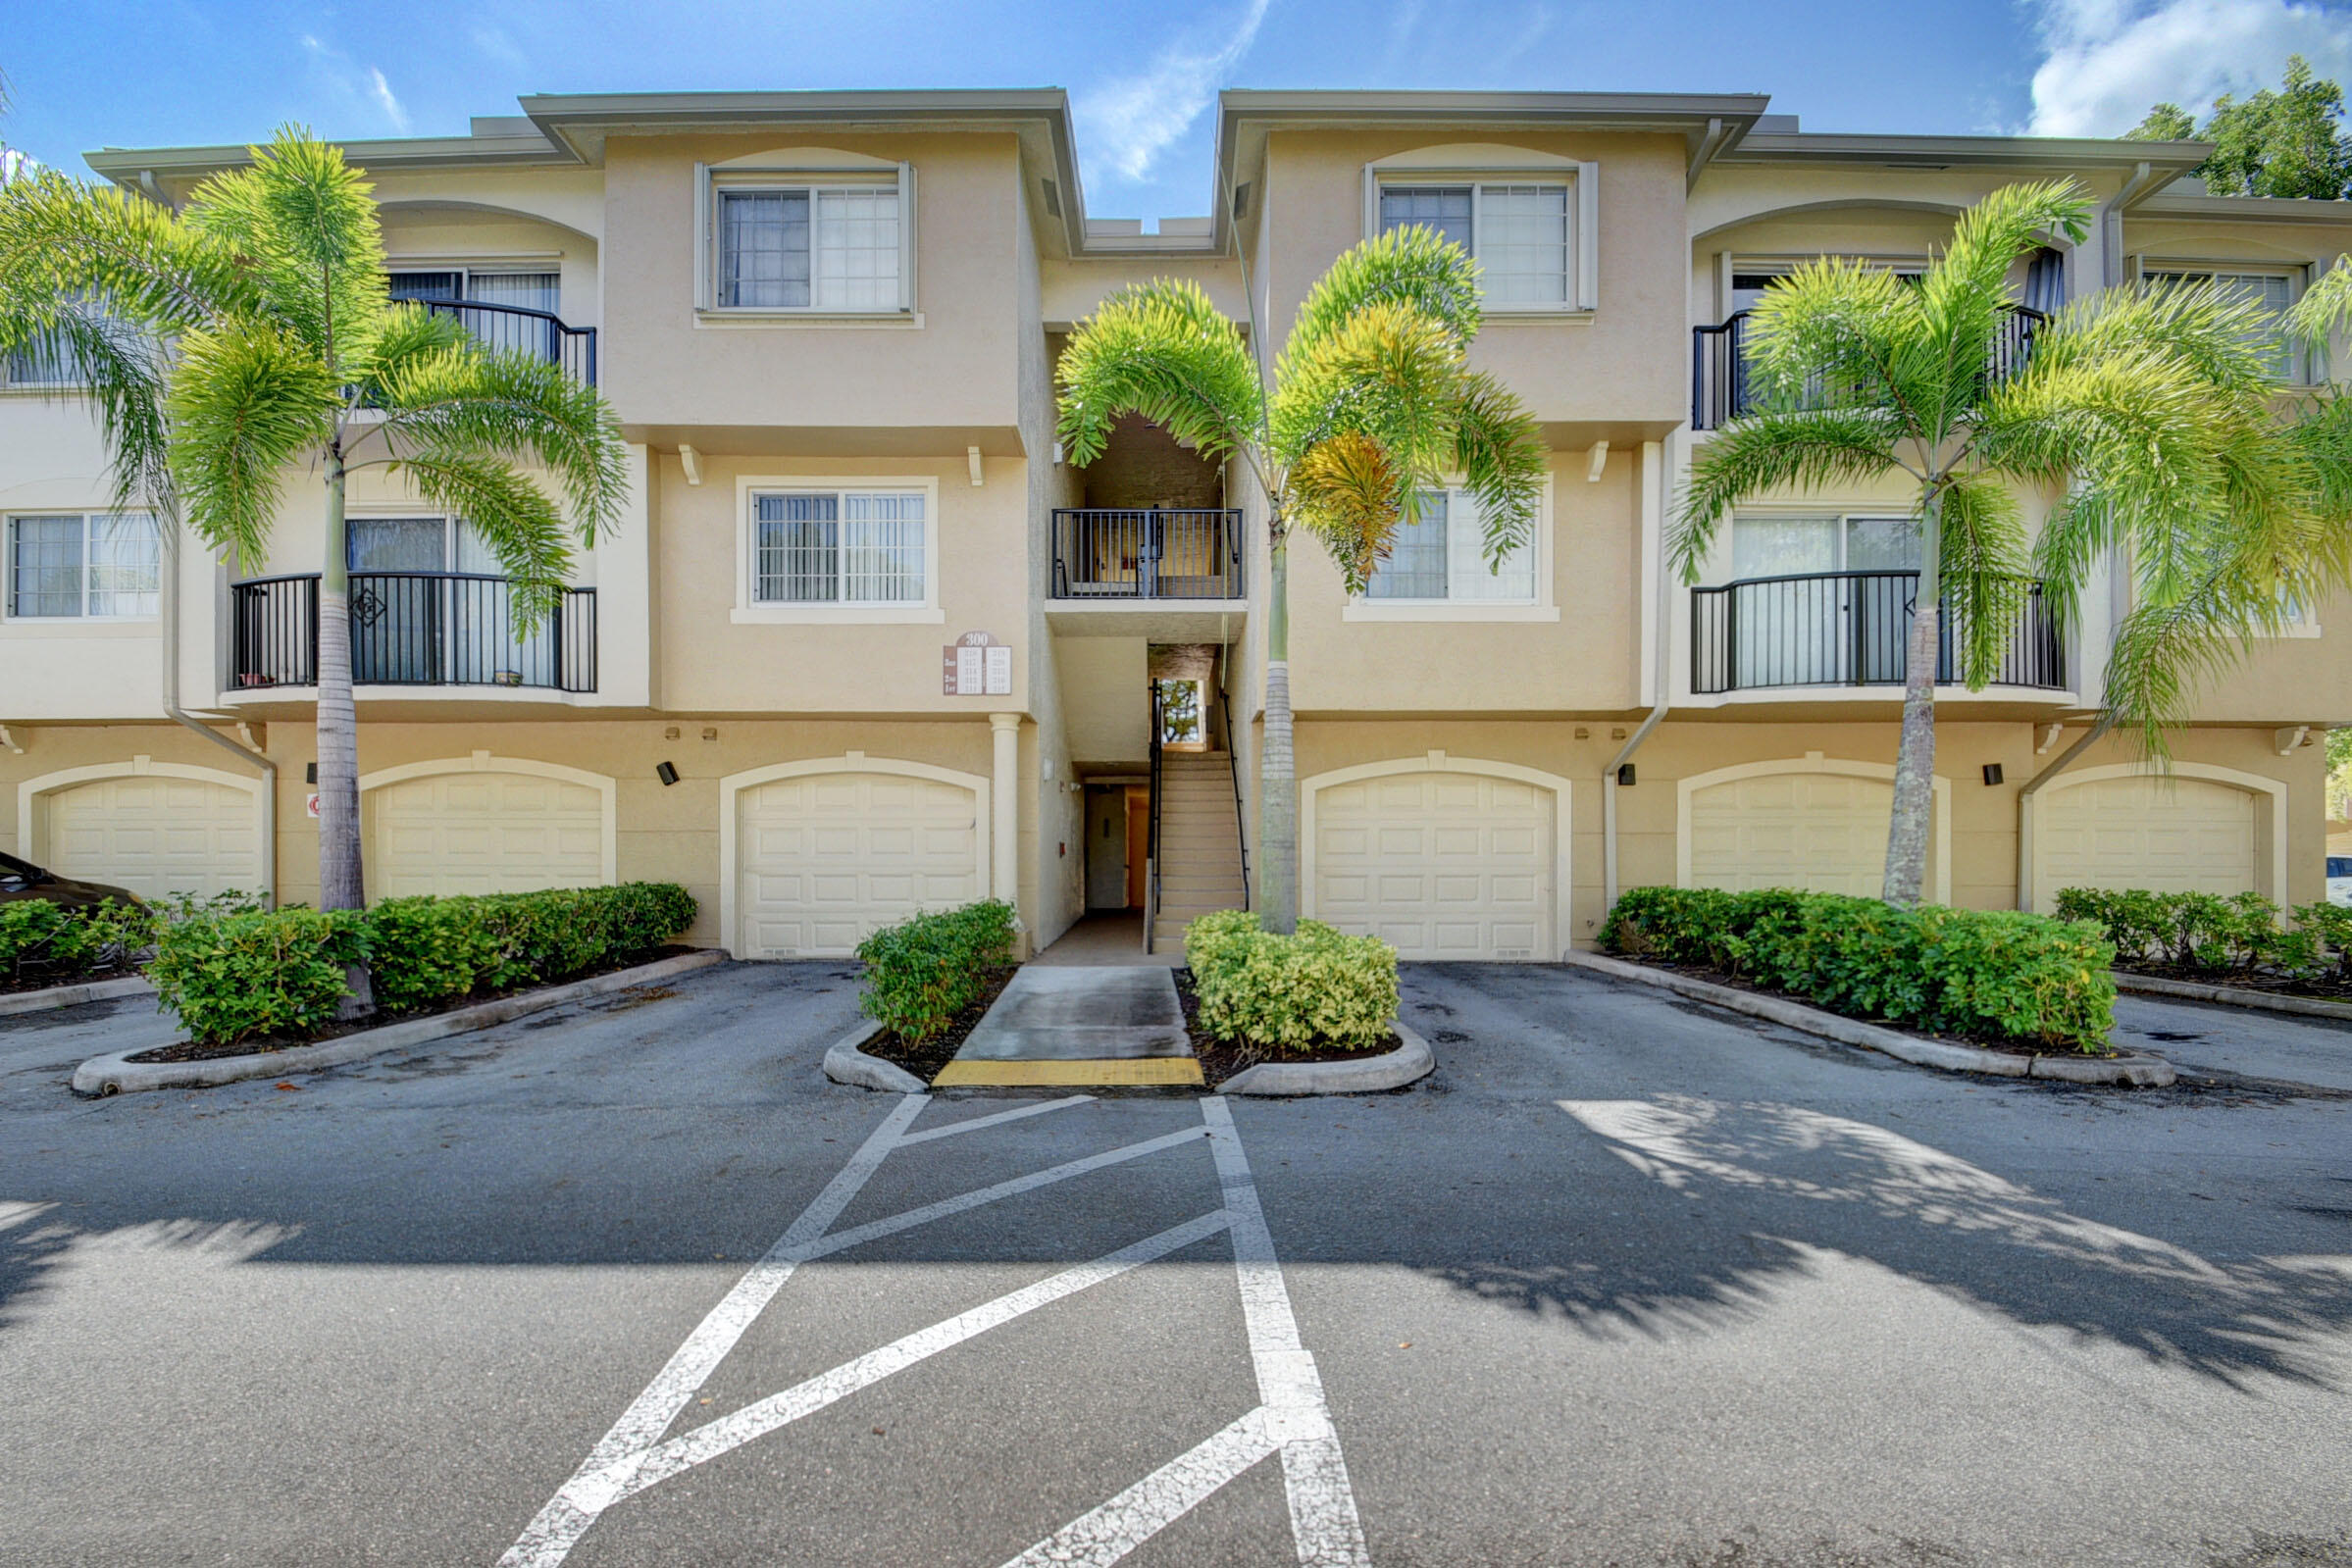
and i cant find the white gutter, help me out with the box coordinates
[1603,437,1674,916]
[159,520,278,907]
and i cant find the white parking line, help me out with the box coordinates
[898,1094,1097,1144]
[997,1408,1280,1568]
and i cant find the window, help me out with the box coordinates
[2143,267,2303,381]
[1365,488,1537,603]
[1730,514,1921,579]
[1377,179,1578,309]
[750,487,927,605]
[6,511,159,619]
[387,270,560,314]
[709,177,908,313]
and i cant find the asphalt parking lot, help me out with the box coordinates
[2,960,2348,1567]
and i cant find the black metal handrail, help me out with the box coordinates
[1052,509,1244,599]
[420,299,597,386]
[1219,680,1250,911]
[1692,304,2046,430]
[1145,680,1165,953]
[1690,569,2065,693]
[230,571,597,693]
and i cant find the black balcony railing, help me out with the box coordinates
[421,299,597,386]
[1051,508,1244,599]
[1692,305,2046,430]
[230,572,597,693]
[1690,570,2065,694]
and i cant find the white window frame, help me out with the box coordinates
[4,510,161,622]
[2134,257,2315,384]
[695,164,917,321]
[1344,474,1559,622]
[1364,167,1597,315]
[733,475,944,624]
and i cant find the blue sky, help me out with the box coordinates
[8,0,2352,220]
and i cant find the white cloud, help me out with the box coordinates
[297,33,413,136]
[2025,0,2352,135]
[1074,0,1274,185]
[471,25,530,72]
[368,69,411,135]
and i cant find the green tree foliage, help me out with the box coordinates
[2129,57,2352,199]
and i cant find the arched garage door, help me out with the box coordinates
[2033,774,2258,911]
[1687,769,1896,896]
[43,775,261,900]
[737,771,983,958]
[1309,769,1554,960]
[369,771,605,897]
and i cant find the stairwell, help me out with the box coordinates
[1151,749,1249,950]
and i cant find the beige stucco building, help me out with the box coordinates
[2,89,2342,958]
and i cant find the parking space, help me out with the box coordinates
[0,959,2347,1565]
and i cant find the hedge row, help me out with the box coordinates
[856,900,1018,1045]
[148,883,696,1046]
[2054,886,2352,981]
[0,889,262,988]
[1601,886,2117,1054]
[1186,910,1399,1052]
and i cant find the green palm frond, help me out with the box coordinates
[1055,278,1263,471]
[1288,430,1406,593]
[2286,255,2352,348]
[1281,225,1484,363]
[1914,178,2089,427]
[1934,473,2031,687]
[166,318,340,561]
[1670,407,1907,581]
[1451,370,1545,569]
[1269,299,1463,479]
[185,126,387,369]
[1740,260,1923,426]
[388,449,573,625]
[2034,277,2283,400]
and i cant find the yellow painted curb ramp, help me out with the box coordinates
[932,1057,1205,1087]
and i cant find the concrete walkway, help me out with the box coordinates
[934,965,1202,1087]
[1028,912,1184,967]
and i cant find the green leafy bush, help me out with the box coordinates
[2055,886,2324,974]
[0,897,157,986]
[2295,901,2352,981]
[1603,886,2117,1053]
[856,900,1018,1045]
[152,883,697,1046]
[1185,912,1400,1052]
[148,907,373,1046]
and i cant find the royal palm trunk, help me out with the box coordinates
[315,448,366,914]
[1881,490,1941,907]
[1258,523,1298,934]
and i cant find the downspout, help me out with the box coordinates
[2014,714,2113,914]
[1603,438,1674,918]
[159,518,278,907]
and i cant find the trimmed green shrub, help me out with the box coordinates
[2294,901,2352,981]
[2055,886,2322,975]
[0,897,156,986]
[856,900,1018,1045]
[148,907,373,1046]
[151,883,698,1046]
[1603,886,2117,1053]
[1185,912,1400,1052]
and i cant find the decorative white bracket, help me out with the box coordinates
[2275,726,2312,756]
[2035,723,2066,755]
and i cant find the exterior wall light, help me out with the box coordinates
[655,761,681,786]
[1982,763,2005,786]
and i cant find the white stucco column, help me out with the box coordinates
[989,713,1021,912]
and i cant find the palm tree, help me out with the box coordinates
[1056,228,1546,932]
[0,128,626,916]
[1671,178,2331,907]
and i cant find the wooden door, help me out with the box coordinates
[1124,786,1150,909]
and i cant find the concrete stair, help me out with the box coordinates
[1151,750,1249,948]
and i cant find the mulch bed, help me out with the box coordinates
[1609,952,2113,1060]
[1172,967,1403,1088]
[2,966,141,999]
[2116,962,2352,1004]
[857,965,1020,1084]
[124,944,701,1064]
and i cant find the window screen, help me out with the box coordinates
[719,186,900,310]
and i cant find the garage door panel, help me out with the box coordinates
[737,771,982,958]
[44,775,263,901]
[370,770,605,898]
[2036,776,2258,906]
[1690,771,1895,898]
[1313,769,1554,961]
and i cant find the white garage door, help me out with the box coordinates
[370,772,604,898]
[1311,771,1552,960]
[44,775,261,901]
[2034,775,2257,910]
[1689,771,1896,896]
[738,772,981,958]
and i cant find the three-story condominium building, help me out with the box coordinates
[3,89,2343,957]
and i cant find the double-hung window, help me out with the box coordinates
[705,170,912,314]
[1374,173,1591,310]
[2143,267,2305,381]
[6,511,159,620]
[750,487,928,606]
[1364,487,1538,604]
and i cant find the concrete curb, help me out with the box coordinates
[72,950,725,1097]
[1217,1020,1436,1096]
[822,1019,929,1093]
[2114,969,2352,1024]
[0,973,154,1018]
[1561,949,2174,1087]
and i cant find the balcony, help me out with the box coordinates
[230,572,597,694]
[420,299,597,386]
[1691,305,2043,431]
[1051,509,1244,600]
[1690,570,2065,695]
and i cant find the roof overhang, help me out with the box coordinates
[1716,130,2212,176]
